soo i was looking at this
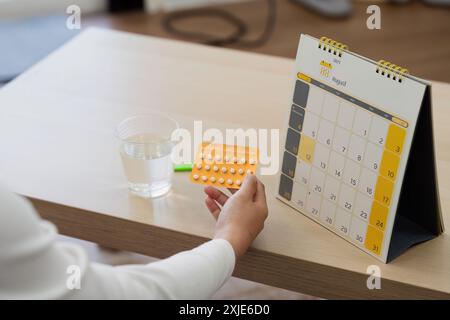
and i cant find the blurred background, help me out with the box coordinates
[1,0,450,84]
[1,0,449,299]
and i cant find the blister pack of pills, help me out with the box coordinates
[190,143,259,189]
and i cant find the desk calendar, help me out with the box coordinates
[278,35,444,262]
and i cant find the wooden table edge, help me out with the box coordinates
[27,196,450,300]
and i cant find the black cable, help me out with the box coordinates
[162,9,247,47]
[161,0,276,48]
[235,0,276,48]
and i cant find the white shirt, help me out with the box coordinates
[0,185,235,299]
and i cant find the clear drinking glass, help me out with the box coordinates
[116,113,179,198]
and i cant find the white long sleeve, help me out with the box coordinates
[0,185,235,299]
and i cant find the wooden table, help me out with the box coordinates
[1,28,449,299]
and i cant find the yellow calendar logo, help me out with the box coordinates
[320,61,332,79]
[320,67,330,78]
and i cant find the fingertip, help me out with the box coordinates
[238,172,257,197]
[204,187,230,206]
[204,185,215,195]
[245,172,256,180]
[205,195,217,209]
[205,196,221,220]
[243,172,257,186]
[204,196,213,208]
[255,179,267,201]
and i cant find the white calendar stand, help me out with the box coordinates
[277,35,444,262]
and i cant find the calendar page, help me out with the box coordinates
[277,35,428,262]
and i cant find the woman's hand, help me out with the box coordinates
[204,174,268,260]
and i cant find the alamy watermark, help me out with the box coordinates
[366,265,381,290]
[366,5,381,30]
[66,5,81,30]
[66,265,81,290]
[171,121,280,176]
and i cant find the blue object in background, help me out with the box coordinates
[0,15,80,83]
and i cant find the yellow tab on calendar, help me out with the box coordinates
[299,135,315,164]
[374,176,394,207]
[297,73,311,82]
[392,116,408,128]
[386,124,406,155]
[365,226,384,256]
[370,201,389,231]
[380,150,400,181]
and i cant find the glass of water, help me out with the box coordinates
[116,113,179,198]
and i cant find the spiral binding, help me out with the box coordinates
[318,37,348,57]
[376,60,409,83]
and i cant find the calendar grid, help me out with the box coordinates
[280,73,407,256]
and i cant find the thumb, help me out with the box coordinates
[236,174,257,199]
